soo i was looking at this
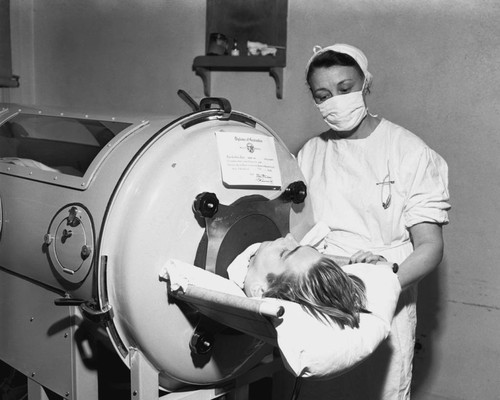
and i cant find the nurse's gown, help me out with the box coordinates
[297,118,450,400]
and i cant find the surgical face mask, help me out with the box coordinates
[317,90,367,131]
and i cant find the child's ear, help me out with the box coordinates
[248,283,265,298]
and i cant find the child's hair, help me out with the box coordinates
[262,257,368,329]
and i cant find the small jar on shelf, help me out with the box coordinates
[230,38,240,56]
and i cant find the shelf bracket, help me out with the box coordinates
[194,67,211,97]
[269,67,283,99]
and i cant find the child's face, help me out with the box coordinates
[243,234,322,297]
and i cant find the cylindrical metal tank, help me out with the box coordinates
[0,99,313,397]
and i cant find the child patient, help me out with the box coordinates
[227,234,369,329]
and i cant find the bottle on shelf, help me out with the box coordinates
[231,38,240,56]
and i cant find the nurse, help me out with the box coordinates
[297,44,450,399]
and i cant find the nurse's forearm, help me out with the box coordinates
[397,244,442,289]
[397,223,444,290]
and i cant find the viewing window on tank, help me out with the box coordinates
[0,113,131,176]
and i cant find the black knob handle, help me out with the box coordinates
[193,192,219,218]
[282,181,307,204]
[190,331,214,355]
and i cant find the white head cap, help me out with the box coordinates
[305,43,373,89]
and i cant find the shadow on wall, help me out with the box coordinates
[411,255,446,395]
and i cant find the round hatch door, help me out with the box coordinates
[45,204,94,284]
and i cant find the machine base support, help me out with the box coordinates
[130,348,159,400]
[158,356,286,400]
[127,351,287,400]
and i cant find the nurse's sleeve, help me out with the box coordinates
[297,142,312,181]
[403,146,451,228]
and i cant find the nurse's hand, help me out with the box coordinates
[349,250,386,264]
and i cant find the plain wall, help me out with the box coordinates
[3,1,500,399]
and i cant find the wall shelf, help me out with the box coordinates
[193,0,287,100]
[192,54,285,99]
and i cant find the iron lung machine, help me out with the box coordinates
[0,98,313,399]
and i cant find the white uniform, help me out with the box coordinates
[297,118,450,400]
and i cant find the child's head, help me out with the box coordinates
[242,235,367,328]
[262,257,367,329]
[243,233,322,297]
